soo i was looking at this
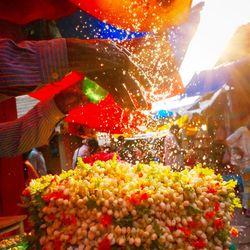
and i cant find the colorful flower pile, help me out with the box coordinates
[21,158,241,250]
[0,234,30,249]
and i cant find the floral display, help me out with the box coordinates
[0,234,30,249]
[21,157,241,250]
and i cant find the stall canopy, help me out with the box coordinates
[69,0,191,32]
[185,55,250,97]
[152,55,250,115]
[0,0,191,32]
[168,2,204,67]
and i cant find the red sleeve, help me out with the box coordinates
[0,0,77,25]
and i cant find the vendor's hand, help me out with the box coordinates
[54,83,89,114]
[66,38,151,110]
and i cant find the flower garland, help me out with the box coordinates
[22,159,241,249]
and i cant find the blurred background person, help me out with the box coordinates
[164,125,184,170]
[27,147,47,176]
[226,122,250,217]
[72,137,99,168]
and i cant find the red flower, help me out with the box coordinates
[192,239,206,249]
[42,190,69,202]
[129,193,140,205]
[71,215,77,225]
[213,218,225,230]
[205,211,215,220]
[22,188,30,197]
[138,172,143,178]
[100,214,113,227]
[167,225,176,232]
[179,227,191,237]
[188,220,200,229]
[98,236,111,250]
[140,192,149,200]
[53,239,62,250]
[62,213,71,225]
[128,192,149,205]
[48,214,56,221]
[214,202,220,212]
[207,187,217,194]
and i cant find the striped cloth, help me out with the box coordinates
[0,38,71,156]
[0,38,69,97]
[0,99,64,157]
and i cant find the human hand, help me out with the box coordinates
[54,83,89,114]
[66,38,151,110]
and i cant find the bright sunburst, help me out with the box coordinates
[180,0,250,86]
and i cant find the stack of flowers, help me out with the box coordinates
[21,157,241,250]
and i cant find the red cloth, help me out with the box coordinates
[66,95,147,134]
[29,72,84,101]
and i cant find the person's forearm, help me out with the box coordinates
[226,129,241,146]
[0,99,64,157]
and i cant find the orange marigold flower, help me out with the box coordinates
[230,227,239,238]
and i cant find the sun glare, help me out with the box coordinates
[180,0,250,86]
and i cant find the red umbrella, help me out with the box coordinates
[65,95,147,134]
